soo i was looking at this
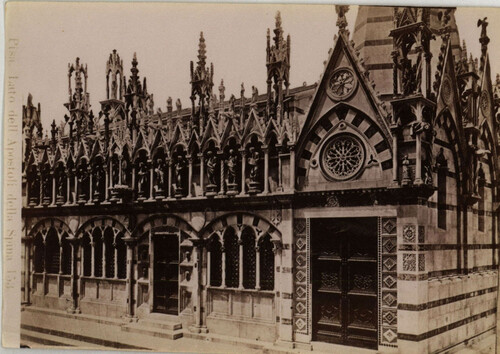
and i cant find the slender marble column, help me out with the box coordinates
[263,147,269,194]
[240,150,246,195]
[188,156,193,197]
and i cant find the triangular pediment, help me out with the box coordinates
[169,122,187,151]
[478,53,495,130]
[201,118,221,150]
[297,33,391,154]
[221,116,241,148]
[435,40,464,139]
[242,109,264,144]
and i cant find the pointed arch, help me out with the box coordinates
[297,103,392,182]
[75,216,130,239]
[28,218,74,240]
[132,214,198,239]
[199,212,281,242]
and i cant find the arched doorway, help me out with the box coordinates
[152,231,179,315]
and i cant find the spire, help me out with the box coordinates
[273,11,284,48]
[266,11,291,122]
[219,79,225,103]
[197,32,207,68]
[106,49,124,100]
[335,5,350,36]
[478,17,489,72]
[65,57,89,113]
[190,31,214,135]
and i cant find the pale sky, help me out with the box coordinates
[5,3,500,130]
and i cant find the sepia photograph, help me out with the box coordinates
[3,2,500,353]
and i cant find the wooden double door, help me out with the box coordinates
[153,232,179,315]
[311,217,378,349]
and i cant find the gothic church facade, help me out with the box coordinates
[21,6,500,353]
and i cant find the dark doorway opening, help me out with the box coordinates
[311,217,378,349]
[153,232,179,315]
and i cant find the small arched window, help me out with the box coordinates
[45,228,60,274]
[93,228,103,277]
[33,232,45,273]
[81,232,92,277]
[224,228,239,288]
[104,227,115,278]
[209,236,222,287]
[259,234,275,291]
[61,232,72,275]
[242,227,256,289]
[116,232,127,279]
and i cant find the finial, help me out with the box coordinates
[335,5,350,36]
[219,79,225,102]
[275,11,282,29]
[478,17,490,57]
[167,97,173,113]
[496,73,500,85]
[198,31,207,67]
[241,83,245,98]
[462,40,467,60]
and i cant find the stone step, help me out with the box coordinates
[23,305,125,327]
[136,314,183,331]
[184,331,274,351]
[20,327,109,349]
[122,322,183,340]
[20,323,148,350]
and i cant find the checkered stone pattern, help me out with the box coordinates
[293,218,309,334]
[380,217,398,347]
[297,107,393,179]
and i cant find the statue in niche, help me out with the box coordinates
[206,151,218,186]
[121,159,129,185]
[28,166,40,205]
[93,164,103,200]
[41,166,51,203]
[174,155,187,197]
[112,159,119,186]
[401,58,417,95]
[137,161,147,198]
[248,147,260,182]
[401,155,412,186]
[227,149,237,185]
[77,162,89,202]
[154,158,165,194]
[111,78,117,99]
[423,161,433,186]
[247,147,261,194]
[226,149,238,195]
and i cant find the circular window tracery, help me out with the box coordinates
[327,68,357,100]
[321,134,365,181]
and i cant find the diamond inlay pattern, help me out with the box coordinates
[293,218,308,335]
[380,217,397,347]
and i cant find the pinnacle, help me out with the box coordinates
[198,31,207,66]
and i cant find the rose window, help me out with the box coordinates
[321,134,365,181]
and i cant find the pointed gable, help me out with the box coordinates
[435,40,464,141]
[242,109,264,146]
[297,33,391,153]
[201,118,221,150]
[478,53,495,130]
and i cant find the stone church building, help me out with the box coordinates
[21,6,499,353]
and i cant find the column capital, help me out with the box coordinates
[122,236,137,247]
